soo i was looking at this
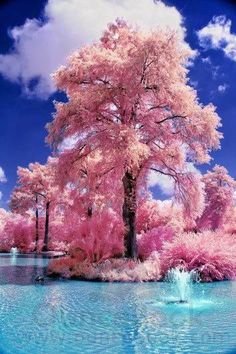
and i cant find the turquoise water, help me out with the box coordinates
[0,255,235,354]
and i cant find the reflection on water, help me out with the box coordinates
[0,255,235,354]
[0,254,50,285]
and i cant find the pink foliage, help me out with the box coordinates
[0,210,34,252]
[196,165,236,231]
[138,226,174,260]
[47,20,221,259]
[137,199,184,234]
[69,210,124,262]
[48,252,161,282]
[175,172,205,229]
[8,217,34,252]
[161,231,236,281]
[1,22,234,285]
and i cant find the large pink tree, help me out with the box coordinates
[47,21,222,258]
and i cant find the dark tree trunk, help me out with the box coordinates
[87,206,93,218]
[42,201,50,252]
[34,194,39,252]
[122,171,137,259]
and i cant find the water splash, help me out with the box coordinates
[10,247,18,255]
[166,268,198,304]
[10,247,18,265]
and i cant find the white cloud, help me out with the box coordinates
[202,56,212,64]
[218,83,229,93]
[201,55,219,80]
[0,167,7,202]
[233,191,236,205]
[189,80,198,88]
[148,162,201,196]
[197,15,236,61]
[0,167,7,183]
[58,135,78,152]
[148,170,174,195]
[0,0,185,98]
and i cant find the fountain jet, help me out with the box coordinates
[166,267,198,304]
[10,247,18,255]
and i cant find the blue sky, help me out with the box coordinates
[0,0,236,208]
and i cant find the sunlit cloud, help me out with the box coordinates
[0,0,185,99]
[197,15,236,61]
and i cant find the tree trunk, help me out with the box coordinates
[34,194,39,252]
[42,201,50,252]
[87,206,93,218]
[122,171,137,259]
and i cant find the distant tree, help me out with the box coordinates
[47,20,222,258]
[10,168,41,251]
[196,165,236,231]
[10,159,60,252]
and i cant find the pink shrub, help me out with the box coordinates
[138,226,174,260]
[11,218,34,252]
[48,252,161,282]
[49,241,69,253]
[49,212,82,248]
[161,231,236,281]
[0,212,34,252]
[137,199,184,234]
[0,232,14,252]
[69,209,124,262]
[47,256,78,278]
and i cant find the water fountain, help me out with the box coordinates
[10,247,18,265]
[166,267,198,304]
[10,247,18,255]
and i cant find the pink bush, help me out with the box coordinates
[69,209,124,262]
[47,256,78,278]
[137,199,184,234]
[0,212,34,252]
[11,218,34,252]
[138,226,174,260]
[48,252,161,282]
[161,231,236,281]
[0,232,14,252]
[49,241,69,253]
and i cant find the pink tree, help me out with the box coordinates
[196,165,236,231]
[10,172,41,251]
[0,209,13,251]
[10,159,61,251]
[47,20,221,258]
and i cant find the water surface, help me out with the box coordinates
[0,254,235,354]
